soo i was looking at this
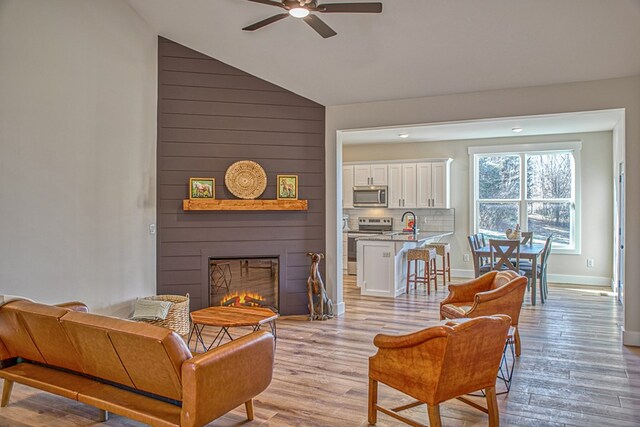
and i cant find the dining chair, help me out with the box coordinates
[468,235,491,278]
[489,239,524,275]
[521,235,553,302]
[520,232,534,246]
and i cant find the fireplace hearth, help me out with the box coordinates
[209,258,279,312]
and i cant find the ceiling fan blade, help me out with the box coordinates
[246,0,287,9]
[303,14,337,38]
[243,13,289,31]
[316,3,382,13]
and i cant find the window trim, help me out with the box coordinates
[469,141,582,255]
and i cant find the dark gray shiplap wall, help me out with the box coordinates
[157,38,326,315]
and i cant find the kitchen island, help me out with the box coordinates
[356,231,453,297]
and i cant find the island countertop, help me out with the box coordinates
[355,231,453,242]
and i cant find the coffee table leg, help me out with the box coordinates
[191,324,208,353]
[209,326,234,350]
[253,321,277,340]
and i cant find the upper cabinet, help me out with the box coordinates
[344,159,451,209]
[353,164,387,186]
[388,163,417,208]
[342,165,354,209]
[417,160,451,208]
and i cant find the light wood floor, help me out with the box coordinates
[1,276,639,426]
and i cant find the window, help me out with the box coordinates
[469,142,581,253]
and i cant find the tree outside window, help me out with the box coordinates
[475,149,576,250]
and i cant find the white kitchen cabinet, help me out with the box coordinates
[342,165,354,208]
[431,161,449,208]
[358,240,394,296]
[388,163,417,208]
[417,160,451,208]
[353,164,387,186]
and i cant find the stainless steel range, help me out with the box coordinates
[347,217,393,275]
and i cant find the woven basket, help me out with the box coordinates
[224,160,267,199]
[139,294,190,336]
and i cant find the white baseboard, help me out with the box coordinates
[547,274,612,287]
[451,269,612,287]
[451,269,475,279]
[335,301,346,316]
[622,327,640,347]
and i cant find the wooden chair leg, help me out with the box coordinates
[406,259,411,293]
[427,404,442,427]
[433,259,438,291]
[245,399,255,421]
[485,386,500,427]
[368,378,378,425]
[447,252,451,283]
[514,327,521,357]
[426,260,431,295]
[1,380,13,407]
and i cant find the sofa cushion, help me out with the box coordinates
[0,301,46,363]
[440,302,472,319]
[12,301,84,372]
[60,311,136,388]
[61,311,191,401]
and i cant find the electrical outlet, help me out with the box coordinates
[149,223,156,235]
[587,258,594,268]
[463,254,470,262]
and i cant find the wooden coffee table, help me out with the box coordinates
[188,306,278,352]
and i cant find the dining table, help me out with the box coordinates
[475,242,546,305]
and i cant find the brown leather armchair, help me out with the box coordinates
[369,316,511,427]
[440,270,527,356]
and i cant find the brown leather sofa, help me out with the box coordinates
[0,299,274,427]
[440,270,527,356]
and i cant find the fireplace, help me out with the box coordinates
[209,257,279,312]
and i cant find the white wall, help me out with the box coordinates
[326,75,640,346]
[0,0,157,316]
[343,132,614,284]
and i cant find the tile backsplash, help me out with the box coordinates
[343,208,455,232]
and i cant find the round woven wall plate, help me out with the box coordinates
[224,160,267,199]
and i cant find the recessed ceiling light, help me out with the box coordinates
[512,127,523,133]
[289,7,310,18]
[398,133,409,138]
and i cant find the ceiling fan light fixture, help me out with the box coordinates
[289,7,310,18]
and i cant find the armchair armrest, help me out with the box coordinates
[440,271,497,305]
[373,326,450,349]
[180,331,274,427]
[55,301,89,312]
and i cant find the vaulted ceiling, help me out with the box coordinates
[127,0,640,106]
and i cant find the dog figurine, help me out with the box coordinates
[306,252,334,321]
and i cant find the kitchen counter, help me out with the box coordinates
[356,231,452,298]
[355,231,452,242]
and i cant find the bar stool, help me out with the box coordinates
[406,247,438,295]
[424,242,451,288]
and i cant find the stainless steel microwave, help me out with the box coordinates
[353,186,388,207]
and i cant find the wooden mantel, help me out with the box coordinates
[182,199,308,211]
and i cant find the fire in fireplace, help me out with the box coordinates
[209,257,278,312]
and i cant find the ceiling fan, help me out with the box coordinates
[242,0,383,38]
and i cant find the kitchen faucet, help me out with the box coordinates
[401,211,417,234]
